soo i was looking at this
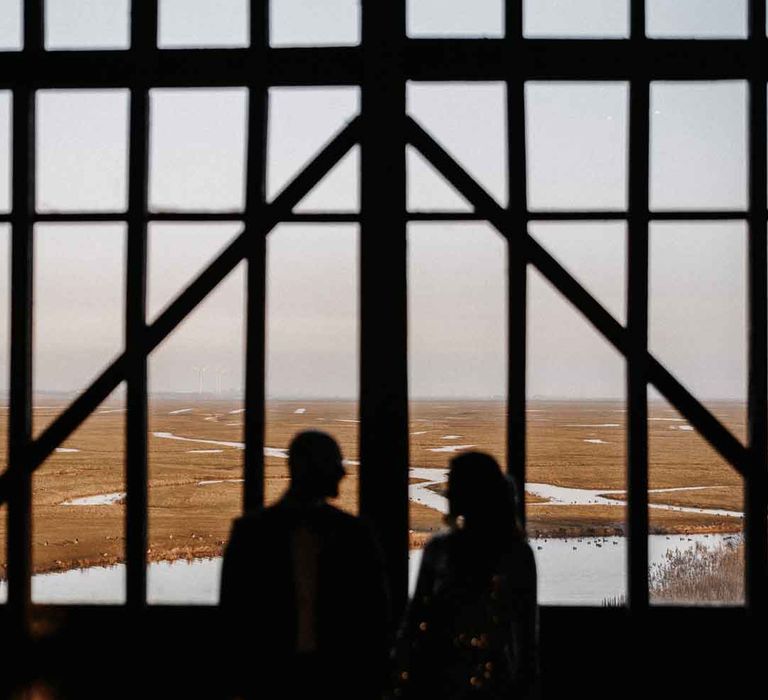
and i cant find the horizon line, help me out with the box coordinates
[0,391,749,404]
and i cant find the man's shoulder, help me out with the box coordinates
[317,504,372,535]
[320,502,358,523]
[227,502,376,545]
[231,502,362,528]
[230,503,290,535]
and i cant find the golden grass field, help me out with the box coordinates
[0,397,746,577]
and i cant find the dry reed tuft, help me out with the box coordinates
[602,540,745,606]
[649,540,744,605]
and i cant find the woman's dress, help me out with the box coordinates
[392,530,538,699]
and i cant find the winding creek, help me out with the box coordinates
[0,430,743,606]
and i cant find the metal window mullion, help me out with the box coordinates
[4,40,768,87]
[360,0,409,619]
[627,75,650,611]
[125,3,156,610]
[505,2,527,527]
[125,86,149,609]
[7,87,34,639]
[7,0,43,641]
[745,1,768,615]
[243,1,269,513]
[630,0,646,40]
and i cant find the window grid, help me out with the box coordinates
[0,0,765,639]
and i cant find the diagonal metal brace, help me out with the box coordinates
[406,114,749,477]
[0,116,362,505]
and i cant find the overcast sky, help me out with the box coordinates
[0,0,753,405]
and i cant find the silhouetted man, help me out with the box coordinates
[220,430,390,699]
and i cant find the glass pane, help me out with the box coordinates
[148,222,242,322]
[648,399,744,606]
[0,224,7,396]
[270,0,360,47]
[293,145,359,213]
[266,224,359,510]
[526,82,628,211]
[0,503,5,602]
[45,0,130,50]
[407,223,506,591]
[149,88,248,212]
[407,144,473,213]
[408,82,508,206]
[524,0,629,38]
[267,87,359,202]
[33,224,125,435]
[0,0,23,51]
[649,221,747,427]
[159,0,248,48]
[0,225,8,603]
[31,389,126,604]
[148,223,244,392]
[148,224,245,605]
[37,90,129,213]
[0,91,9,213]
[527,223,627,605]
[647,0,747,38]
[529,222,626,324]
[407,0,503,38]
[650,82,747,211]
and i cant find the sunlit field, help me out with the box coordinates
[0,397,744,581]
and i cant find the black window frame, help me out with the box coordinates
[0,1,766,640]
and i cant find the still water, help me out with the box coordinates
[0,533,734,606]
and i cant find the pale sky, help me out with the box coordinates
[0,0,753,405]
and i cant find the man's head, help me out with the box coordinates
[288,430,346,504]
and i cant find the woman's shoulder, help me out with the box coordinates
[497,539,537,586]
[423,529,466,557]
[420,530,452,560]
[424,530,534,551]
[508,537,536,557]
[425,530,453,547]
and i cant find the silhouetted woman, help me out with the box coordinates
[392,452,539,699]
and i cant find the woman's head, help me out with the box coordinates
[447,451,523,538]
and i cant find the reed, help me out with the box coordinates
[649,540,744,604]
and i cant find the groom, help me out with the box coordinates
[220,430,390,699]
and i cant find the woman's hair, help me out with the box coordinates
[447,451,524,540]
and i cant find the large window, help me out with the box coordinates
[0,1,766,627]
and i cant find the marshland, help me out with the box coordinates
[0,396,746,606]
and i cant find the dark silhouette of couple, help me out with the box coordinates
[220,430,538,699]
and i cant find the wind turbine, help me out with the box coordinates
[193,366,207,396]
[216,368,228,396]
